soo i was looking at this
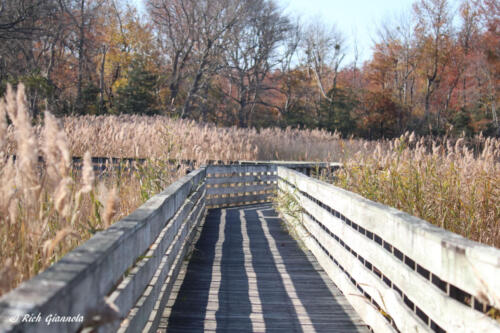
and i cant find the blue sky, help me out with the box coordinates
[133,0,461,65]
[277,0,417,63]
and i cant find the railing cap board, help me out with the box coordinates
[277,167,500,309]
[207,164,278,175]
[206,174,276,185]
[0,168,206,333]
[238,160,342,168]
[100,183,205,333]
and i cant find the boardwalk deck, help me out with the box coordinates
[159,204,369,332]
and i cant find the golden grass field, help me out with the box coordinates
[1,84,499,296]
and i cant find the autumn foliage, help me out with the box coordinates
[0,0,497,138]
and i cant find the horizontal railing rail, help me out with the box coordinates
[205,164,277,208]
[204,162,340,208]
[238,160,341,175]
[8,155,341,175]
[277,166,500,333]
[0,168,206,333]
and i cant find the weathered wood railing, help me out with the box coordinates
[277,167,500,333]
[0,169,206,333]
[1,162,499,333]
[204,162,340,208]
[206,164,277,207]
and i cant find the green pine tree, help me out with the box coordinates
[319,87,357,136]
[115,59,158,115]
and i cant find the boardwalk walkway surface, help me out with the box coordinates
[159,204,369,332]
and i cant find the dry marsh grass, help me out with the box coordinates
[1,90,499,298]
[0,86,188,296]
[334,133,500,248]
[5,114,378,162]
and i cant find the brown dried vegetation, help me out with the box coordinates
[1,85,499,298]
[334,133,500,248]
[0,85,187,296]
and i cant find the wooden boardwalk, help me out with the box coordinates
[159,204,369,332]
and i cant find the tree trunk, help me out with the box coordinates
[99,47,107,113]
[424,78,432,130]
[181,48,211,118]
[76,0,85,113]
[238,102,247,128]
[181,69,203,118]
[491,98,499,136]
[462,77,467,108]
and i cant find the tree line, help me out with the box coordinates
[0,0,498,138]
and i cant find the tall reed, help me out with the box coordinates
[334,133,500,248]
[5,114,378,162]
[0,86,187,296]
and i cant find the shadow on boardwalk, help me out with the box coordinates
[161,204,368,332]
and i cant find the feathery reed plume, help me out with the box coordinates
[0,100,7,156]
[335,134,500,247]
[42,111,70,186]
[80,151,95,194]
[0,259,14,295]
[73,150,95,221]
[0,157,16,225]
[1,86,138,297]
[6,84,40,206]
[42,227,80,259]
[54,177,73,219]
[103,187,118,229]
[4,84,17,120]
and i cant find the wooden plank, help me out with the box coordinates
[164,205,369,333]
[207,183,275,196]
[165,293,347,306]
[96,185,205,332]
[0,168,206,333]
[206,174,276,185]
[144,199,207,333]
[118,194,206,333]
[277,167,500,310]
[280,211,397,333]
[206,193,273,207]
[290,185,500,332]
[165,309,360,321]
[126,199,205,332]
[164,321,360,332]
[207,165,277,175]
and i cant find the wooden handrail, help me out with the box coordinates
[277,166,500,333]
[0,168,206,333]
